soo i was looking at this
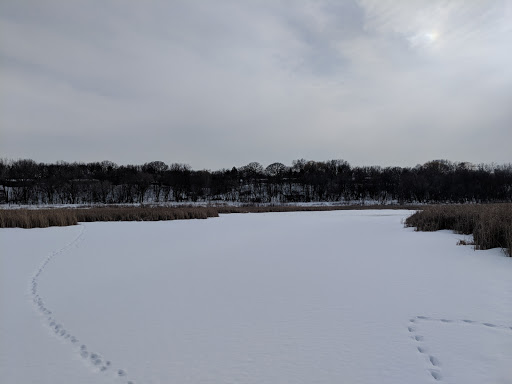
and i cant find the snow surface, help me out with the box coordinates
[1,210,511,384]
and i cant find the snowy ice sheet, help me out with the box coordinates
[1,210,511,384]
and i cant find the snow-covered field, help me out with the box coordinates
[1,211,511,384]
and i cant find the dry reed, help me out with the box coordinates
[0,204,418,229]
[405,204,512,256]
[216,204,421,214]
[0,207,218,228]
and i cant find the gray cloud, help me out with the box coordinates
[1,0,511,169]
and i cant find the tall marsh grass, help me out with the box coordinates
[0,204,417,229]
[215,204,419,214]
[0,206,219,229]
[405,204,512,257]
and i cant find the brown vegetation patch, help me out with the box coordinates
[216,204,421,214]
[405,204,512,256]
[0,206,219,229]
[0,204,418,229]
[0,209,78,229]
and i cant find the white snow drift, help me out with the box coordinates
[1,210,511,384]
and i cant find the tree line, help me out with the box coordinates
[0,158,511,205]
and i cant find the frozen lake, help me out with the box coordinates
[1,210,511,383]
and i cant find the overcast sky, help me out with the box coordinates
[1,1,511,170]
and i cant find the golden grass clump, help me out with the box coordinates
[0,207,219,228]
[216,204,421,214]
[74,206,220,223]
[0,204,419,229]
[0,204,425,230]
[0,209,78,228]
[405,204,512,256]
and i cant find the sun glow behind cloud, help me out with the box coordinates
[425,31,439,42]
[407,29,441,49]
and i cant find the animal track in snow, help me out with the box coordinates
[429,355,440,367]
[409,315,512,382]
[412,315,512,332]
[417,346,426,353]
[429,369,442,381]
[29,224,134,383]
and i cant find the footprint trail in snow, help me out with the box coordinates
[30,224,136,384]
[409,315,512,382]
